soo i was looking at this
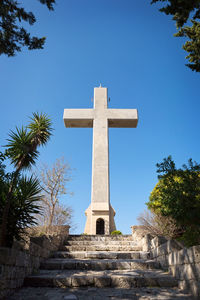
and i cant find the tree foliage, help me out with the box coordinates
[151,0,200,71]
[0,0,55,56]
[147,156,200,246]
[175,20,200,72]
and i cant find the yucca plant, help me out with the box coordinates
[0,113,53,247]
[0,174,42,247]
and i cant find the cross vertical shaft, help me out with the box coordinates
[92,88,109,211]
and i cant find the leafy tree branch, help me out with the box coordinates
[0,0,55,56]
[151,0,200,72]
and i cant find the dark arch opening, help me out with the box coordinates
[96,218,105,235]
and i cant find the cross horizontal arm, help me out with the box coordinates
[107,109,138,128]
[63,109,94,128]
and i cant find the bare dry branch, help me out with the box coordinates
[137,210,182,239]
[35,157,73,229]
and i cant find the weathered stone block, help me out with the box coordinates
[71,275,94,287]
[157,242,170,257]
[168,251,177,266]
[179,279,200,297]
[3,265,15,279]
[139,251,150,260]
[76,261,91,270]
[156,255,168,268]
[0,278,8,289]
[100,252,117,259]
[94,276,111,287]
[133,277,146,287]
[150,248,158,258]
[130,261,146,270]
[16,251,27,267]
[131,225,147,238]
[185,245,200,264]
[117,261,131,270]
[142,234,153,252]
[106,261,117,270]
[111,275,132,288]
[117,253,131,259]
[157,277,178,287]
[92,261,107,270]
[151,240,184,259]
[31,256,40,269]
[53,277,71,287]
[151,236,168,249]
[0,248,16,265]
[169,265,180,278]
[142,276,158,287]
[148,261,160,269]
[177,263,200,280]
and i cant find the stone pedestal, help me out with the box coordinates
[84,204,116,235]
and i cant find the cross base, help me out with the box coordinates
[84,204,116,235]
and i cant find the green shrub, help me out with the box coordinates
[147,156,200,246]
[111,230,122,235]
[177,227,200,248]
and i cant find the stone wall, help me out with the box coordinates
[0,225,69,299]
[131,225,147,238]
[142,235,200,298]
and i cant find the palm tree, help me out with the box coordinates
[0,112,53,247]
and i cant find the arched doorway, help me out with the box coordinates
[96,218,105,235]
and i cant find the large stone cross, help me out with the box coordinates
[63,86,138,234]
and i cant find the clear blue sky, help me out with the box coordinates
[1,0,199,234]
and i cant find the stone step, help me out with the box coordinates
[66,234,133,241]
[52,251,150,260]
[40,258,160,271]
[60,245,142,252]
[6,286,194,300]
[24,269,178,289]
[65,240,138,246]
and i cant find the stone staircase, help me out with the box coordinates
[22,235,193,299]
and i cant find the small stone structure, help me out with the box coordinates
[0,226,69,299]
[139,234,200,298]
[63,86,138,235]
[131,225,148,238]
